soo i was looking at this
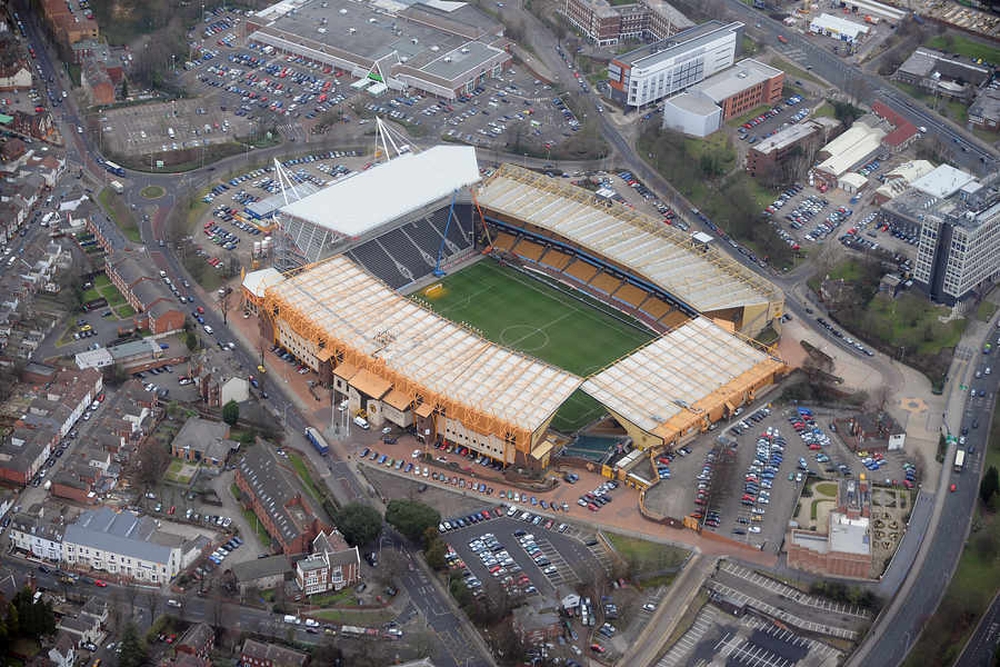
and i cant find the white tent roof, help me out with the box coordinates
[279,145,480,238]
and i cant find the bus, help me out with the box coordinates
[954,449,966,473]
[103,160,125,177]
[304,427,329,455]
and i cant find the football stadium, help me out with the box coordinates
[243,146,788,469]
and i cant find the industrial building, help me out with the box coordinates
[880,165,1000,305]
[607,21,744,109]
[808,13,869,44]
[969,84,1000,133]
[872,160,936,205]
[661,58,784,136]
[812,119,886,190]
[246,0,511,100]
[559,0,692,46]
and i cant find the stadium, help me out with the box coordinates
[242,145,788,469]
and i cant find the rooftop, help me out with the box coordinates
[238,445,328,543]
[752,118,839,155]
[421,40,506,80]
[615,20,742,68]
[231,554,291,581]
[816,120,885,178]
[897,48,991,83]
[694,58,782,103]
[663,90,719,116]
[242,267,286,298]
[581,317,786,440]
[810,13,870,38]
[476,164,782,313]
[171,417,231,457]
[828,512,871,555]
[63,507,176,565]
[264,255,583,436]
[910,163,977,199]
[241,639,308,667]
[279,146,480,238]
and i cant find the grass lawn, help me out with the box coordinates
[99,284,127,307]
[925,34,1000,64]
[813,102,836,118]
[82,287,101,303]
[813,481,838,497]
[866,294,966,356]
[287,452,324,503]
[94,273,111,288]
[98,187,142,243]
[116,304,136,318]
[769,57,824,86]
[165,459,197,484]
[893,81,968,124]
[903,404,1000,666]
[240,506,272,547]
[605,532,689,576]
[416,260,654,431]
[977,300,998,323]
[141,185,165,198]
[309,587,358,607]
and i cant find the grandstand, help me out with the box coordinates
[258,256,583,467]
[273,145,482,275]
[582,317,786,449]
[476,164,785,338]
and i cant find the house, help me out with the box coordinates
[48,631,77,667]
[11,110,57,143]
[0,60,32,91]
[512,597,563,644]
[240,639,309,667]
[295,530,360,594]
[235,444,332,554]
[231,556,291,595]
[57,606,104,645]
[176,622,215,659]
[170,417,238,468]
[9,504,79,561]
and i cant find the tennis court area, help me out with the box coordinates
[416,260,654,431]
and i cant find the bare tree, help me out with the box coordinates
[108,590,123,632]
[123,581,139,618]
[145,589,161,624]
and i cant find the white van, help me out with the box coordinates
[166,599,182,608]
[203,325,213,335]
[353,416,370,430]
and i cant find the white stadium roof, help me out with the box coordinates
[267,256,583,434]
[242,267,286,298]
[582,317,785,438]
[279,145,480,238]
[476,165,781,313]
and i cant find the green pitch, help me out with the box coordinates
[414,260,654,431]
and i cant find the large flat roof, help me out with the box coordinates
[279,146,480,238]
[615,20,740,68]
[910,163,976,199]
[695,59,782,103]
[581,317,786,440]
[816,121,885,178]
[421,40,506,79]
[266,256,583,434]
[476,164,782,313]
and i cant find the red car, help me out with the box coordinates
[950,483,957,493]
[94,579,107,587]
[167,505,176,515]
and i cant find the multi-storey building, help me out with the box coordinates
[560,0,692,46]
[608,21,743,109]
[235,445,332,554]
[294,530,361,594]
[881,165,1000,304]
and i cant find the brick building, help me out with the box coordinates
[81,58,115,107]
[170,417,238,467]
[560,0,692,46]
[105,252,185,334]
[176,622,215,660]
[0,61,32,91]
[39,0,100,53]
[745,117,840,179]
[787,478,873,579]
[240,640,308,667]
[235,445,332,554]
[294,530,360,594]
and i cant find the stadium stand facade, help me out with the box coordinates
[476,164,785,338]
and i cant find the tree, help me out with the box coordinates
[137,443,169,490]
[219,291,232,325]
[120,77,129,100]
[117,622,147,667]
[222,400,240,426]
[186,331,198,351]
[333,503,383,547]
[145,590,161,624]
[980,466,999,507]
[424,528,448,570]
[385,499,441,544]
[11,587,55,638]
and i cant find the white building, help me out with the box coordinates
[62,507,204,584]
[9,510,68,562]
[222,377,251,405]
[608,20,743,109]
[661,91,722,137]
[809,13,869,44]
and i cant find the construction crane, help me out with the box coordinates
[433,190,459,277]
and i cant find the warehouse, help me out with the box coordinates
[809,13,870,44]
[246,0,511,100]
[813,119,886,189]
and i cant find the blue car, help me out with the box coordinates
[378,454,387,464]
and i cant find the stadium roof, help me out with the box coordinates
[264,256,582,436]
[279,146,480,238]
[243,267,286,298]
[581,317,786,442]
[475,164,782,313]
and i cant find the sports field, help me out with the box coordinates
[415,260,654,431]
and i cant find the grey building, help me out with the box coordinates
[881,164,1000,304]
[894,48,990,101]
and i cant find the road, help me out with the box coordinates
[956,592,1000,667]
[849,318,1000,667]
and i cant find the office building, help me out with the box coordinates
[608,21,744,109]
[559,0,692,46]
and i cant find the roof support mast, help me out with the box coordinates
[373,116,412,163]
